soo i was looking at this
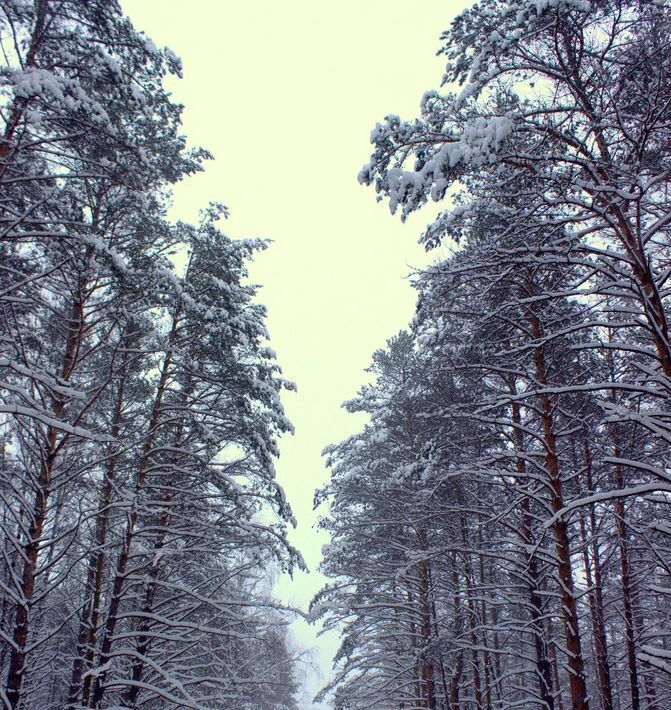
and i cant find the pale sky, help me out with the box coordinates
[122,1,469,706]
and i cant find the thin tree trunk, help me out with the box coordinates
[406,580,424,708]
[418,528,437,710]
[613,453,640,710]
[68,355,129,706]
[432,593,450,710]
[511,400,555,710]
[549,619,565,710]
[449,556,464,710]
[5,433,56,708]
[529,309,589,710]
[466,576,483,710]
[124,399,190,707]
[89,338,175,708]
[579,439,613,710]
[489,604,504,708]
[476,530,492,710]
[123,548,164,707]
[460,517,482,710]
[5,284,86,708]
[606,335,641,710]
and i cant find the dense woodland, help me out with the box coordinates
[0,1,301,708]
[314,0,671,708]
[3,0,671,709]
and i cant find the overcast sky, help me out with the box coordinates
[122,1,468,705]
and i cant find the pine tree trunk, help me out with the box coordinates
[525,505,556,710]
[4,285,86,707]
[68,358,129,706]
[489,604,504,708]
[578,439,613,710]
[511,401,555,710]
[530,310,589,710]
[123,401,189,707]
[432,593,450,710]
[5,436,55,708]
[123,573,160,707]
[549,620,565,710]
[449,650,463,710]
[461,518,482,710]
[418,528,437,709]
[449,556,464,710]
[467,580,483,710]
[406,581,424,708]
[89,342,175,707]
[605,330,640,710]
[613,453,640,710]
[476,529,492,710]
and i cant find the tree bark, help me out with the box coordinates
[89,339,175,708]
[449,556,464,710]
[4,281,86,708]
[511,400,555,710]
[613,451,640,710]
[530,309,589,710]
[68,355,129,706]
[460,517,482,710]
[578,439,613,710]
[418,528,437,710]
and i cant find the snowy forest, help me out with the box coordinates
[0,1,301,708]
[314,0,671,708]
[2,0,671,709]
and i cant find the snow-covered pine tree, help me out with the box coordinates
[1,0,205,432]
[358,0,671,692]
[83,211,301,709]
[1,4,302,708]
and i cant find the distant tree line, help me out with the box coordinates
[0,1,300,707]
[315,0,671,708]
